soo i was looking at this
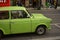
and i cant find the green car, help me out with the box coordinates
[0,6,52,37]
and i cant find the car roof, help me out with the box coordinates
[0,6,26,11]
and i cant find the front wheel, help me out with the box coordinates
[0,31,3,39]
[36,26,46,35]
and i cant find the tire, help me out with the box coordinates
[36,26,46,35]
[0,31,3,39]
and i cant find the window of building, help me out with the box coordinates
[0,11,9,20]
[11,10,28,19]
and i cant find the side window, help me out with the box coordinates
[11,11,19,19]
[11,10,28,19]
[19,10,28,18]
[0,11,9,20]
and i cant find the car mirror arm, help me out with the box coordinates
[27,15,30,18]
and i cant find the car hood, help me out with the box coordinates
[32,13,47,18]
[32,13,52,21]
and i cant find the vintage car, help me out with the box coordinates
[0,6,52,37]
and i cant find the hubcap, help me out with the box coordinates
[37,27,44,34]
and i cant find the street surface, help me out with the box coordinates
[1,8,60,40]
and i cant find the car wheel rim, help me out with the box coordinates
[37,27,44,34]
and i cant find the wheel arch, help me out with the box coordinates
[0,29,5,35]
[35,24,47,32]
[0,30,4,35]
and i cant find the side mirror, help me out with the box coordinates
[27,15,30,18]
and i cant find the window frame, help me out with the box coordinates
[0,10,10,20]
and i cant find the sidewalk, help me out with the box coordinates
[57,7,60,9]
[27,7,60,11]
[27,7,60,13]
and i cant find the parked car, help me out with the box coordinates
[0,6,52,38]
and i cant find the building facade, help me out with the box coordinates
[10,0,58,8]
[57,0,60,6]
[11,0,42,7]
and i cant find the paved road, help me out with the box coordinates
[1,24,60,40]
[28,8,60,23]
[1,9,60,40]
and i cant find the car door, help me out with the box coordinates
[0,11,10,34]
[11,10,31,34]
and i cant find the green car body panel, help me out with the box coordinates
[0,6,52,35]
